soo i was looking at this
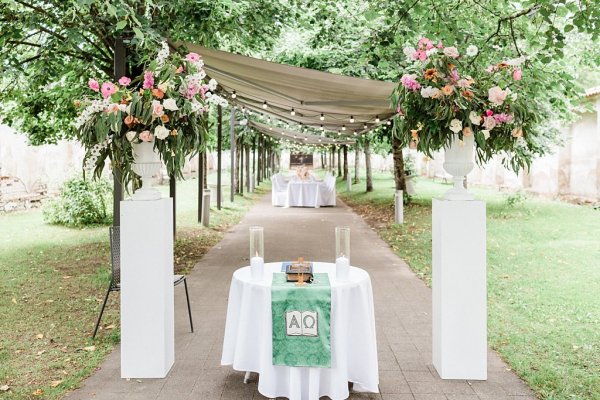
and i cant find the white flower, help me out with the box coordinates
[469,111,481,126]
[483,116,497,130]
[420,86,442,99]
[155,41,170,67]
[154,125,170,140]
[510,92,518,101]
[515,137,527,148]
[163,98,179,111]
[208,78,218,91]
[482,130,490,140]
[443,46,460,58]
[403,46,417,59]
[449,118,462,133]
[125,131,137,142]
[505,56,526,66]
[488,86,508,105]
[157,81,172,92]
[466,45,478,56]
[425,48,437,57]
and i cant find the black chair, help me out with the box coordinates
[92,226,194,338]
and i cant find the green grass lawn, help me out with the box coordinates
[0,176,267,399]
[338,173,600,400]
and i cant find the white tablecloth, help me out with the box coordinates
[286,181,321,208]
[221,262,379,400]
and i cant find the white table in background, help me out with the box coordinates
[221,262,379,400]
[286,181,321,208]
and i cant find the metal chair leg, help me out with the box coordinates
[183,277,194,333]
[92,286,111,339]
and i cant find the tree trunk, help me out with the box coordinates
[354,142,360,184]
[364,139,373,192]
[257,138,262,184]
[392,136,407,192]
[343,145,348,181]
[203,150,208,190]
[337,148,342,177]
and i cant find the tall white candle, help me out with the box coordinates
[336,256,350,282]
[250,256,264,281]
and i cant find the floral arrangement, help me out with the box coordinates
[392,37,535,171]
[75,41,228,182]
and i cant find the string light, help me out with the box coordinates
[353,132,358,136]
[386,120,392,125]
[320,113,325,121]
[290,108,295,116]
[375,115,380,123]
[363,123,368,130]
[342,125,346,131]
[263,101,268,109]
[231,90,237,99]
[350,116,354,123]
[320,125,324,131]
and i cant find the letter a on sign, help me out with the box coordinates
[286,311,302,336]
[286,310,318,336]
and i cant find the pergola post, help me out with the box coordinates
[343,144,348,181]
[112,37,126,227]
[245,144,251,192]
[230,106,236,202]
[169,174,176,238]
[252,137,256,189]
[239,139,244,196]
[197,151,203,223]
[216,105,222,210]
[354,142,361,184]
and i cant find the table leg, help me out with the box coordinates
[243,371,251,384]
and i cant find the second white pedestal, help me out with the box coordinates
[432,198,487,380]
[120,198,174,378]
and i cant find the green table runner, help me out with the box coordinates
[271,273,331,368]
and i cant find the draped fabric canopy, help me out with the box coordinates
[176,43,397,137]
[248,120,355,146]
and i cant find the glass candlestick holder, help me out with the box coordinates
[249,226,264,281]
[335,226,350,281]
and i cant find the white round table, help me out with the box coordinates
[221,262,379,400]
[286,181,321,208]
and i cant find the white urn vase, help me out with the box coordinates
[131,141,162,201]
[442,134,475,201]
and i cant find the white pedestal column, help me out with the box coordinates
[432,199,487,380]
[120,198,174,378]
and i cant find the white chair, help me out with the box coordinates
[271,174,288,207]
[318,175,336,207]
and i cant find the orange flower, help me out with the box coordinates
[424,68,438,81]
[73,100,82,107]
[496,62,509,69]
[442,85,454,96]
[171,129,178,136]
[160,114,170,123]
[448,63,455,70]
[461,90,474,100]
[512,127,523,137]
[152,88,164,99]
[411,130,419,141]
[124,115,136,127]
[139,89,146,96]
[462,126,473,137]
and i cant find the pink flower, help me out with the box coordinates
[488,86,508,105]
[443,46,460,59]
[118,76,131,86]
[513,68,522,81]
[400,74,421,92]
[486,109,494,117]
[139,130,153,142]
[151,100,164,118]
[176,65,184,74]
[418,37,434,50]
[88,79,100,92]
[486,65,495,73]
[185,52,201,62]
[100,82,117,99]
[449,69,460,83]
[437,41,444,49]
[493,113,514,124]
[142,71,154,89]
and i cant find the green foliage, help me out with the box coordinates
[0,0,293,144]
[42,176,112,227]
[505,190,528,208]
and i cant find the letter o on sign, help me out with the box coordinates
[303,314,316,329]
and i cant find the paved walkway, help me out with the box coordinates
[66,194,535,400]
